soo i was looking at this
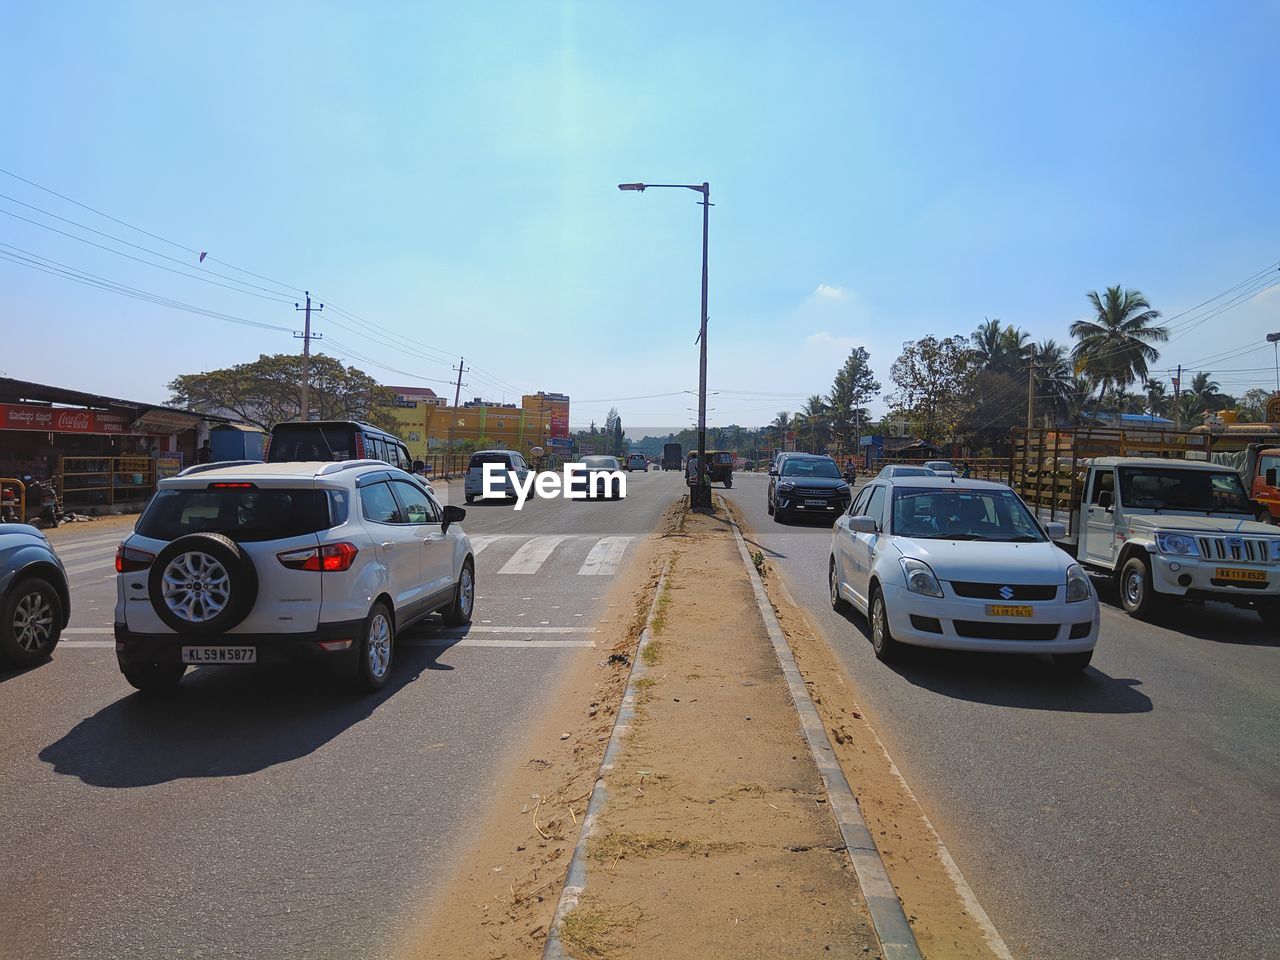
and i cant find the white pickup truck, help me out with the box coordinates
[1037,456,1280,623]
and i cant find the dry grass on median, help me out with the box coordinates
[558,900,645,959]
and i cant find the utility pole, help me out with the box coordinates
[1026,343,1036,429]
[695,182,711,508]
[294,291,324,421]
[1172,364,1182,431]
[446,358,467,478]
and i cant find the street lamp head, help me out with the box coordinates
[1267,332,1280,343]
[618,183,646,192]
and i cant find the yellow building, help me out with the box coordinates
[381,387,570,460]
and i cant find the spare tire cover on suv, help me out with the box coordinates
[148,532,259,636]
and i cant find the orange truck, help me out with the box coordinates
[1212,443,1280,524]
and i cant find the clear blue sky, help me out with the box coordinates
[3,1,1278,435]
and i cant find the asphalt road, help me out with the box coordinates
[723,472,1280,960]
[0,468,685,960]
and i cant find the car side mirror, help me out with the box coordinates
[441,504,466,532]
[1097,490,1113,510]
[846,515,877,534]
[769,468,778,476]
[1044,521,1067,541]
[1267,468,1277,488]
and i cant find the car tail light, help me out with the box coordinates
[354,434,366,459]
[210,482,256,489]
[277,541,360,572]
[115,544,155,573]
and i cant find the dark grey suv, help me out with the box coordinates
[1,523,70,666]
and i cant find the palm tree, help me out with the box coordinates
[770,411,792,450]
[971,317,1006,369]
[1186,371,1221,414]
[1143,379,1169,418]
[1032,338,1074,423]
[798,395,828,452]
[1070,286,1168,408]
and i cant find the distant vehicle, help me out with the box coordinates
[688,450,734,487]
[1,523,69,666]
[113,460,472,693]
[923,460,957,477]
[877,464,938,479]
[580,456,624,499]
[768,454,851,523]
[626,453,648,472]
[662,443,682,471]
[464,450,531,505]
[830,476,1098,672]
[266,421,413,472]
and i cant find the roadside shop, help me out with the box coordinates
[0,377,225,512]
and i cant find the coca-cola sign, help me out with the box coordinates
[0,403,131,434]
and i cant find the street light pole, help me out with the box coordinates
[1268,332,1280,393]
[618,180,713,508]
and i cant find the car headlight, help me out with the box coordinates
[900,558,943,598]
[1154,532,1198,556]
[836,483,849,494]
[1065,563,1091,603]
[778,482,795,492]
[1269,540,1280,562]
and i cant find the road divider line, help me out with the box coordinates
[62,557,117,577]
[543,558,670,960]
[575,536,633,576]
[726,509,923,960]
[498,535,568,574]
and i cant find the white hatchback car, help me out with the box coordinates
[114,460,474,693]
[829,476,1099,672]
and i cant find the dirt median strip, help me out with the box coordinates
[544,500,883,960]
[723,500,1012,960]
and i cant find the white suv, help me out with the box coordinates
[626,453,648,472]
[113,460,475,693]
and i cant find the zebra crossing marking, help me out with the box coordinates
[576,536,632,576]
[498,536,569,574]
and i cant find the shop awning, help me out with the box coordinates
[0,376,230,435]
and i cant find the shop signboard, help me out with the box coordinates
[0,403,131,434]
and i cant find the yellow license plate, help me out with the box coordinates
[986,604,1034,617]
[1215,568,1266,583]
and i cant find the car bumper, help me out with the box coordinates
[776,494,849,517]
[1149,555,1280,600]
[881,583,1098,654]
[114,619,366,670]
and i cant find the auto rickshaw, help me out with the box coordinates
[686,450,734,488]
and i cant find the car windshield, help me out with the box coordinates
[1117,467,1252,513]
[890,466,935,477]
[267,425,353,462]
[137,487,334,542]
[584,456,619,469]
[925,462,954,471]
[891,488,1045,541]
[782,458,840,478]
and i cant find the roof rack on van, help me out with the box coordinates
[317,459,389,476]
[176,460,261,477]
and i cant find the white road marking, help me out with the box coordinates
[60,640,114,648]
[576,536,632,576]
[53,536,125,558]
[62,625,597,636]
[498,536,568,574]
[62,555,118,577]
[467,535,505,556]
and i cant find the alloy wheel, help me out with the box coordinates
[12,590,54,652]
[459,566,474,617]
[367,613,392,679]
[161,551,231,623]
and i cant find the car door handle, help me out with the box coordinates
[381,541,396,549]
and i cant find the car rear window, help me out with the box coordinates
[268,425,355,462]
[469,453,512,469]
[137,487,333,542]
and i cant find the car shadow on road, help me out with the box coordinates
[38,643,453,788]
[837,608,1153,714]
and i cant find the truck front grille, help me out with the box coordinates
[1195,536,1270,564]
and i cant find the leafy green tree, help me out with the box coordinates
[887,335,972,445]
[827,346,880,453]
[1184,371,1223,414]
[1236,388,1272,422]
[796,395,829,452]
[1070,286,1168,407]
[167,352,397,431]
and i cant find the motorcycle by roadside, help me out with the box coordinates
[0,475,62,527]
